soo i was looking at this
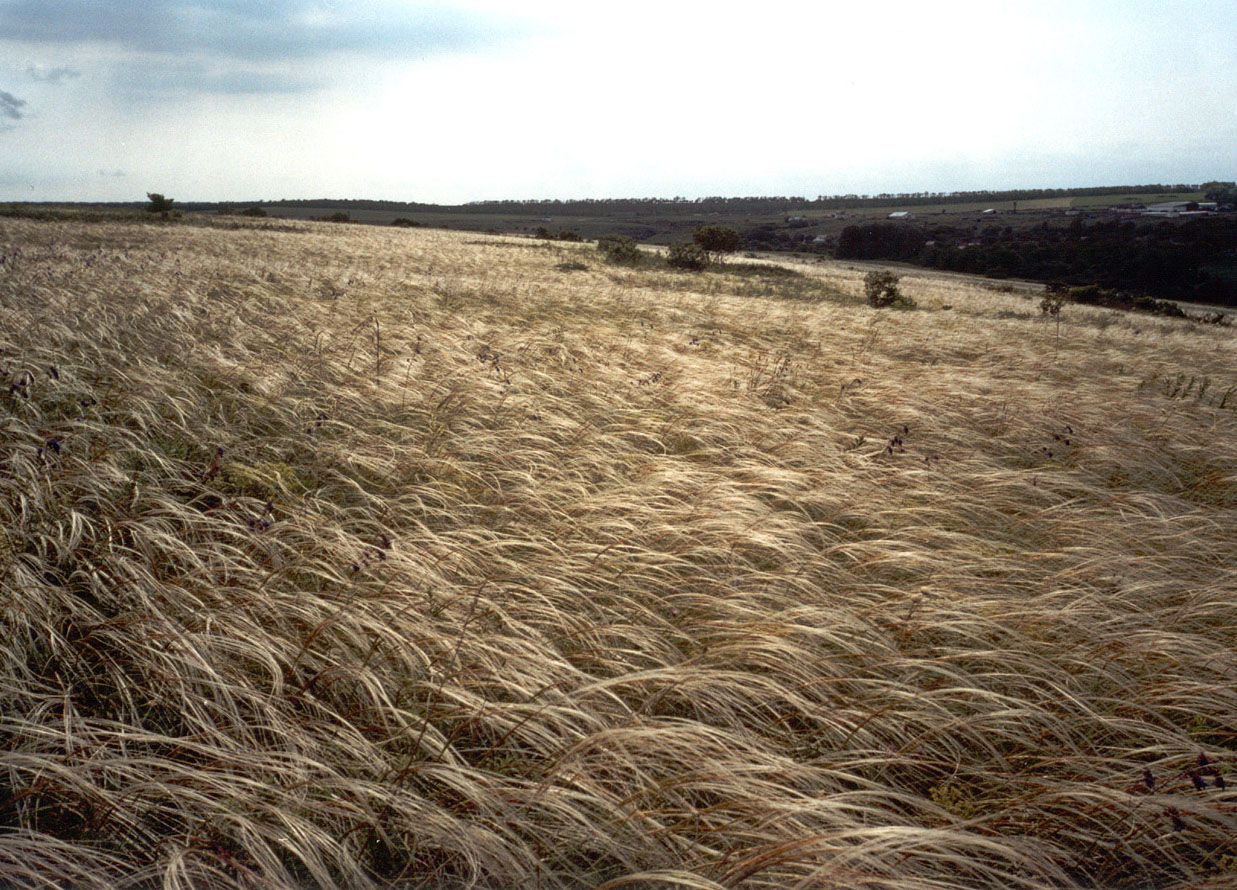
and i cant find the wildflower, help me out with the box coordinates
[1168,808,1186,832]
[1190,771,1206,791]
[1142,769,1155,791]
[1215,773,1226,790]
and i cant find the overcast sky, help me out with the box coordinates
[1,0,1234,203]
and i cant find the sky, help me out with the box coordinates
[1,0,1234,204]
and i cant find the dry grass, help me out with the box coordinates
[1,217,1234,890]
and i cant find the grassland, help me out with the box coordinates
[1,217,1234,890]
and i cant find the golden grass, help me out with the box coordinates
[0,217,1234,890]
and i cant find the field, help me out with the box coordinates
[258,190,1210,245]
[1,216,1235,890]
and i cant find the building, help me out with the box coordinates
[1142,201,1217,216]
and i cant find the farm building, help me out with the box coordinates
[1143,201,1217,215]
[887,211,914,220]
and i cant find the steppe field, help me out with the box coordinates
[1,216,1235,890]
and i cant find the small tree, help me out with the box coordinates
[1040,293,1064,341]
[692,225,741,263]
[146,192,174,216]
[864,270,910,307]
[668,242,709,271]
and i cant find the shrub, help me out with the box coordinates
[240,206,267,217]
[667,242,709,271]
[597,235,642,265]
[536,228,582,242]
[693,225,741,261]
[146,192,174,215]
[391,217,422,228]
[1068,285,1103,305]
[864,270,913,308]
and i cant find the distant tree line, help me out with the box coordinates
[836,215,1237,307]
[452,185,1205,216]
[835,223,924,261]
[247,185,1207,218]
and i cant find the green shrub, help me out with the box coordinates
[597,235,642,265]
[390,217,422,228]
[240,206,267,218]
[667,242,709,271]
[536,227,582,242]
[864,270,913,308]
[693,225,741,261]
[146,192,174,216]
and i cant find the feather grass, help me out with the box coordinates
[0,219,1234,889]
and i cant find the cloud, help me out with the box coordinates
[112,60,320,96]
[26,64,82,84]
[0,91,27,120]
[0,1,533,62]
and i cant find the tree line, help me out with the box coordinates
[835,216,1237,307]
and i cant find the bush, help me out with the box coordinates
[390,218,422,228]
[1068,285,1103,305]
[667,242,709,271]
[240,206,268,218]
[864,270,913,308]
[693,225,741,261]
[597,235,642,265]
[146,192,174,215]
[536,227,582,242]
